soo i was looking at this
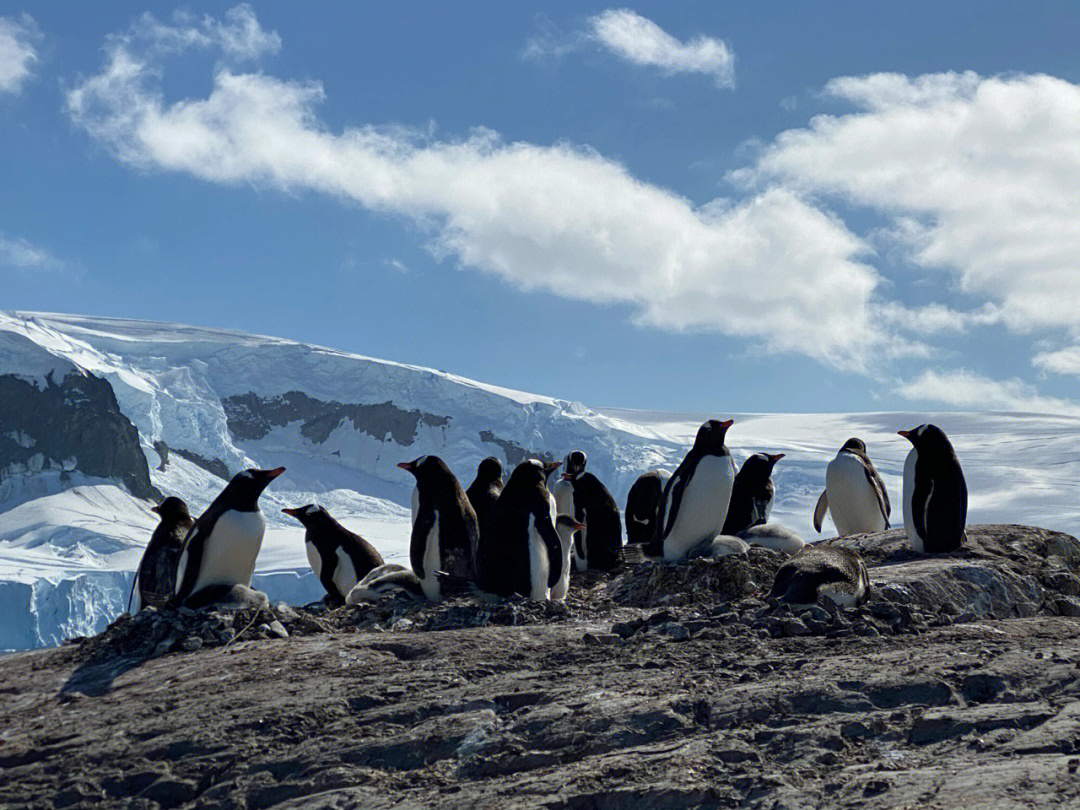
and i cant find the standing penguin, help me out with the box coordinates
[814,438,891,536]
[769,545,871,608]
[475,459,564,600]
[399,455,480,601]
[565,471,623,571]
[549,450,587,517]
[624,469,671,546]
[173,467,285,606]
[282,505,385,605]
[466,457,504,529]
[651,419,737,561]
[722,452,784,535]
[899,425,967,553]
[550,514,585,602]
[129,496,195,613]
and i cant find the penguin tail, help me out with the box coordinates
[619,544,649,566]
[434,570,473,597]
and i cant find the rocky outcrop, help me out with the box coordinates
[223,391,450,445]
[2,525,1080,809]
[0,372,157,500]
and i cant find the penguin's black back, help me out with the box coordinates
[571,472,622,571]
[625,471,665,545]
[466,457,503,530]
[722,455,775,536]
[410,457,480,582]
[307,510,384,599]
[912,426,967,552]
[769,546,868,605]
[476,462,562,597]
[137,506,194,608]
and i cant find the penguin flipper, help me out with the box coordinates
[173,517,211,603]
[535,507,564,589]
[911,470,931,544]
[410,507,436,579]
[862,461,892,526]
[813,490,829,533]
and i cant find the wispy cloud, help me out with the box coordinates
[897,368,1080,416]
[1033,346,1080,377]
[0,14,40,95]
[66,6,916,372]
[0,232,62,270]
[383,258,408,274]
[527,9,735,89]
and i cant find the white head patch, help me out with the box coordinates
[240,470,254,479]
[306,505,318,515]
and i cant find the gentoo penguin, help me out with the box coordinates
[173,467,285,606]
[346,564,425,603]
[465,457,504,529]
[565,471,623,571]
[399,455,480,601]
[282,505,384,605]
[624,469,672,546]
[549,450,587,517]
[550,514,585,601]
[722,453,785,535]
[689,535,750,559]
[128,496,195,613]
[899,425,967,553]
[475,459,564,600]
[814,438,891,536]
[738,524,806,554]
[650,419,737,561]
[769,545,870,608]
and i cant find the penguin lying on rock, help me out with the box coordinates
[769,545,870,608]
[346,564,426,603]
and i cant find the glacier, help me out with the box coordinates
[2,310,1079,650]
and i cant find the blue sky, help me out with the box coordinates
[2,2,1080,414]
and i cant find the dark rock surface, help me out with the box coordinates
[2,525,1080,809]
[0,371,158,499]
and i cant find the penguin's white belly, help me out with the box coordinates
[550,530,572,602]
[332,547,358,597]
[421,512,441,601]
[551,479,575,519]
[664,456,734,560]
[826,453,887,535]
[410,486,419,524]
[188,510,265,594]
[305,541,322,579]
[902,449,923,552]
[527,514,550,601]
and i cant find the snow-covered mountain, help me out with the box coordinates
[2,310,1079,650]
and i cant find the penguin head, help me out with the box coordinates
[840,437,867,454]
[693,419,735,454]
[555,514,585,536]
[398,455,456,490]
[739,452,784,483]
[281,504,331,528]
[898,424,955,457]
[511,458,555,488]
[562,450,587,478]
[222,467,285,510]
[151,496,191,524]
[476,456,503,484]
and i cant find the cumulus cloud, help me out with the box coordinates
[734,71,1080,339]
[67,6,916,371]
[897,369,1080,416]
[527,9,734,88]
[1033,346,1080,377]
[0,233,62,269]
[0,14,40,95]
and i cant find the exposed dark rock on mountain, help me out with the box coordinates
[223,391,450,445]
[2,525,1079,809]
[0,372,157,500]
[172,447,230,481]
[477,430,555,467]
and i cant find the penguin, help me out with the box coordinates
[399,455,480,601]
[899,424,967,553]
[565,471,623,571]
[738,524,806,554]
[814,438,891,536]
[651,419,737,561]
[769,545,871,608]
[475,459,564,600]
[624,469,672,546]
[550,514,585,602]
[282,505,385,605]
[689,535,750,559]
[346,564,426,603]
[722,453,785,535]
[465,457,504,529]
[128,496,194,613]
[549,450,587,517]
[173,467,285,606]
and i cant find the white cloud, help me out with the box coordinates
[527,9,734,88]
[0,14,40,95]
[734,71,1080,339]
[1033,346,1080,377]
[67,6,916,371]
[0,233,61,269]
[123,4,280,61]
[383,258,408,274]
[875,302,1000,335]
[897,368,1080,416]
